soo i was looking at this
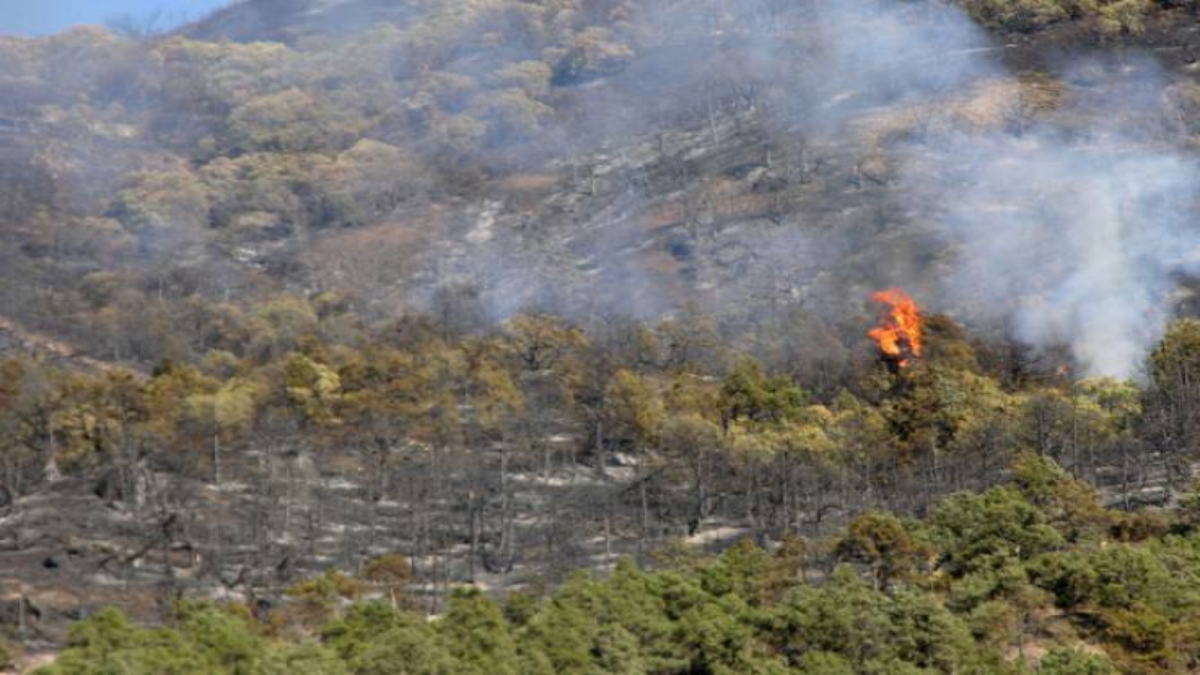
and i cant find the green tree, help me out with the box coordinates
[931,487,1064,577]
[718,357,806,432]
[1038,648,1119,675]
[1144,319,1200,491]
[350,620,461,675]
[437,590,520,675]
[110,170,211,245]
[283,353,342,427]
[259,642,349,675]
[228,88,357,154]
[836,512,929,590]
[603,369,664,452]
[1010,452,1108,539]
[320,601,407,662]
[183,378,261,483]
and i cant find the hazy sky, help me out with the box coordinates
[0,0,231,36]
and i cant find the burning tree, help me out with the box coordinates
[868,289,924,371]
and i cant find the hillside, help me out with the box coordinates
[3,0,1200,672]
[31,455,1200,675]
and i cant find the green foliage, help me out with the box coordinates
[1144,319,1200,463]
[320,601,406,662]
[7,4,1200,672]
[1038,647,1120,674]
[1028,551,1099,609]
[37,606,263,675]
[603,369,664,451]
[836,511,930,590]
[675,594,783,675]
[932,486,1065,577]
[258,641,349,675]
[884,358,1015,458]
[793,651,856,674]
[437,590,520,675]
[1011,451,1108,538]
[228,88,357,154]
[283,353,343,426]
[24,309,1200,675]
[773,566,987,674]
[349,622,462,675]
[957,0,1071,31]
[0,636,15,671]
[700,539,777,605]
[719,356,807,430]
[957,0,1158,34]
[1148,319,1200,392]
[111,170,211,236]
[1089,544,1174,612]
[286,571,365,627]
[174,601,263,674]
[46,466,1200,675]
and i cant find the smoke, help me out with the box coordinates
[440,0,1006,323]
[933,129,1199,379]
[626,0,1200,379]
[197,0,1198,380]
[725,0,1200,379]
[806,1,1001,113]
[444,0,1200,381]
[11,0,1199,379]
[871,42,1198,380]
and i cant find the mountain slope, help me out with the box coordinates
[3,0,1200,661]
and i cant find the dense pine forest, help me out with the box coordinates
[4,0,1200,672]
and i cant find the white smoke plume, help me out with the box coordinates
[774,1,1200,379]
[935,131,1199,378]
[159,0,1200,379]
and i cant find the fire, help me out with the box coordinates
[868,288,923,368]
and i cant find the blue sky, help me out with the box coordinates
[0,0,231,36]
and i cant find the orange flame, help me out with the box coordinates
[868,288,923,368]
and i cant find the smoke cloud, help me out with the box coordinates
[20,0,1195,379]
[703,0,1200,379]
[718,0,1200,379]
[893,60,1199,379]
[438,0,1200,380]
[934,130,1199,379]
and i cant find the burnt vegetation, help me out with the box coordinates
[3,0,1200,673]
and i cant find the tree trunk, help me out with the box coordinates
[212,432,221,485]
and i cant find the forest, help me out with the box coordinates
[8,288,1200,673]
[3,0,1200,672]
[26,452,1200,675]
